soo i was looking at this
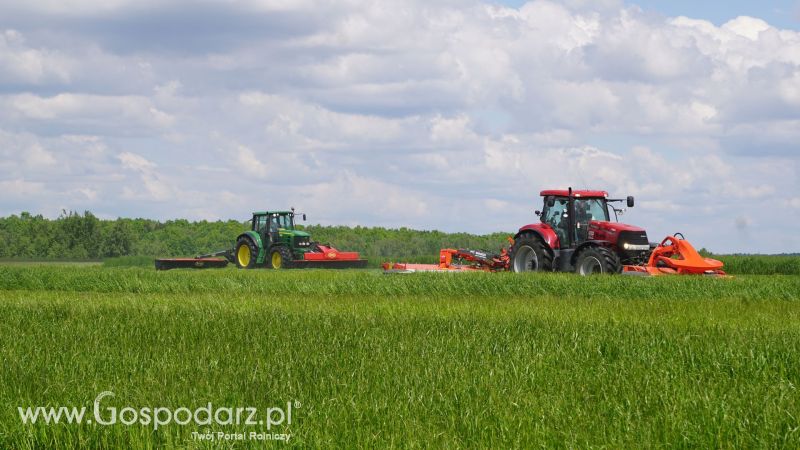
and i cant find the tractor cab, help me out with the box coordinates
[540,194,612,247]
[250,210,311,251]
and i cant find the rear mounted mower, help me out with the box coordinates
[155,209,367,270]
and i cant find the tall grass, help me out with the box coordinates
[1,265,798,301]
[717,254,800,275]
[101,255,155,268]
[0,267,798,448]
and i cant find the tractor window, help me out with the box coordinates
[574,198,609,243]
[254,215,268,233]
[542,197,569,244]
[271,214,293,230]
[574,199,609,223]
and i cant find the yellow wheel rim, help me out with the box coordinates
[237,244,251,267]
[272,251,282,269]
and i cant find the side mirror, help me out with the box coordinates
[302,214,307,221]
[627,196,634,208]
[534,210,541,216]
[546,197,555,207]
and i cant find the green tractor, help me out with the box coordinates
[155,208,367,270]
[233,209,367,269]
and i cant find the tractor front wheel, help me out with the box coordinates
[510,235,553,272]
[235,237,258,269]
[574,246,621,275]
[269,247,295,270]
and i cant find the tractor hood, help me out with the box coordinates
[588,221,649,250]
[589,221,645,233]
[278,229,310,238]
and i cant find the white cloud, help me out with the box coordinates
[0,29,71,84]
[5,93,174,130]
[117,152,173,201]
[304,172,430,226]
[723,16,771,41]
[0,178,45,197]
[117,152,156,172]
[24,143,56,167]
[234,145,270,178]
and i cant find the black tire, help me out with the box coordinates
[510,234,553,272]
[574,246,621,275]
[235,237,259,269]
[269,246,295,270]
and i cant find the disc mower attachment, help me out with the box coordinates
[293,244,367,269]
[154,257,229,270]
[291,259,368,269]
[383,248,509,273]
[622,234,726,276]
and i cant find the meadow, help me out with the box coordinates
[0,265,798,448]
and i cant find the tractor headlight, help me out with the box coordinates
[623,242,650,251]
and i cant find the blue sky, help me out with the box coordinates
[1,0,799,253]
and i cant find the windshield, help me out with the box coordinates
[574,198,609,223]
[270,214,294,230]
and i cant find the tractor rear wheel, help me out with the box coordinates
[235,237,258,269]
[510,235,553,272]
[269,246,294,270]
[574,246,621,275]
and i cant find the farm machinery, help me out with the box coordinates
[155,209,367,270]
[384,188,725,276]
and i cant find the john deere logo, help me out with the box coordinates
[327,252,337,259]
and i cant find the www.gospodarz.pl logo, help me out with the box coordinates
[18,391,297,440]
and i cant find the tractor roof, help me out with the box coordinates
[252,211,294,215]
[540,189,608,198]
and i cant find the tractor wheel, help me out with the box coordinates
[510,235,553,272]
[574,246,621,275]
[269,246,295,270]
[235,237,258,269]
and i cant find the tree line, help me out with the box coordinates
[0,211,512,261]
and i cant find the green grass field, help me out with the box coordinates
[1,265,799,448]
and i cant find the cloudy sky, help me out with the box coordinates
[1,0,799,253]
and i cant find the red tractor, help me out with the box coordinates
[384,187,725,275]
[509,188,650,274]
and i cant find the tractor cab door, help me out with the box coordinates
[268,214,282,244]
[573,198,610,244]
[574,200,591,244]
[542,197,570,247]
[253,214,273,246]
